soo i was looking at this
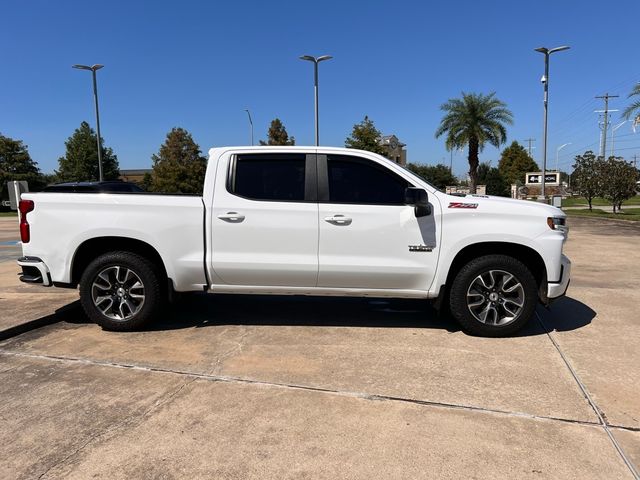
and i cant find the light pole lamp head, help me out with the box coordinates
[299,55,333,64]
[534,46,570,55]
[73,64,104,71]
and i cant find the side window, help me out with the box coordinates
[231,154,306,201]
[327,155,409,204]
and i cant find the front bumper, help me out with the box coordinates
[17,256,52,287]
[547,254,571,299]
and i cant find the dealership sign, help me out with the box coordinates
[525,172,560,186]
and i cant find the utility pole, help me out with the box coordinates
[595,93,619,159]
[523,138,536,158]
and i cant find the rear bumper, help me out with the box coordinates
[547,254,571,299]
[17,256,52,287]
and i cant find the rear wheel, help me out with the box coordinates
[79,251,164,331]
[449,255,537,337]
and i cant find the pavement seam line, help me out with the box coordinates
[536,312,640,479]
[0,349,607,431]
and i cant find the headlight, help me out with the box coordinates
[547,216,569,239]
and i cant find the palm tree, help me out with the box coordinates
[622,83,640,122]
[435,92,513,193]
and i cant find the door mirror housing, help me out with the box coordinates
[404,187,431,217]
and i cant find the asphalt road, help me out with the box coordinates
[0,216,638,479]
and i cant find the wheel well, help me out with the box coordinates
[444,242,547,293]
[71,237,169,287]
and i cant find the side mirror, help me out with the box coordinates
[404,187,431,217]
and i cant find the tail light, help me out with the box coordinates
[19,200,34,243]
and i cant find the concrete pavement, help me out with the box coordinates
[0,216,638,478]
[0,218,78,336]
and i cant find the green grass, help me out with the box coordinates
[565,208,640,221]
[562,196,640,207]
[0,212,18,217]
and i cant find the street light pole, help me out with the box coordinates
[73,64,105,181]
[555,143,571,172]
[534,46,570,200]
[244,109,254,146]
[299,55,332,146]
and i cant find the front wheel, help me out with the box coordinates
[449,255,538,337]
[79,251,164,331]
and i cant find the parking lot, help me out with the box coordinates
[0,216,638,479]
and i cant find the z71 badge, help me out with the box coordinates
[448,202,478,209]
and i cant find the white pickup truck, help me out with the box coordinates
[16,146,571,337]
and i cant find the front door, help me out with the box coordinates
[211,152,318,286]
[317,154,439,291]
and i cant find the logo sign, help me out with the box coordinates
[526,173,559,185]
[448,202,478,209]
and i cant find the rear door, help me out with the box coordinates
[317,153,438,291]
[211,152,319,286]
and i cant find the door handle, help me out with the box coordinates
[324,214,352,225]
[217,212,245,222]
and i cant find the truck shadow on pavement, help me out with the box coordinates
[149,293,595,337]
[43,294,595,338]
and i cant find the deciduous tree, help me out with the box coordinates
[56,121,119,181]
[478,161,510,196]
[0,133,46,194]
[571,151,603,211]
[407,163,456,191]
[149,127,207,194]
[345,116,387,155]
[599,157,639,213]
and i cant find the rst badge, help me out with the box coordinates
[448,202,478,209]
[409,245,434,252]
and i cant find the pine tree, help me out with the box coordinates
[56,121,119,181]
[498,141,539,185]
[149,128,207,194]
[345,116,387,155]
[259,118,295,145]
[0,133,46,193]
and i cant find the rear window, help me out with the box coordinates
[231,154,306,202]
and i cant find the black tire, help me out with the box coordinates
[449,254,538,337]
[79,251,164,331]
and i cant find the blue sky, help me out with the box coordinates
[1,0,639,177]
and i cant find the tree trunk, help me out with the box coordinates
[468,137,480,194]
